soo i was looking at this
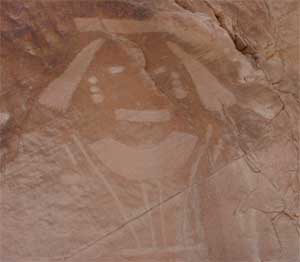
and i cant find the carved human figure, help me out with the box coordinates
[1,8,298,262]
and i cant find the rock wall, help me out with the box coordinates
[0,1,299,261]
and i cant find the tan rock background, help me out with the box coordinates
[0,1,299,261]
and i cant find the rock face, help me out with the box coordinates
[0,1,299,261]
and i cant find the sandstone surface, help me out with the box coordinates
[0,1,299,262]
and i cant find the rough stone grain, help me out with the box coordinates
[0,1,299,262]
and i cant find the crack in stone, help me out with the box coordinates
[59,154,235,261]
[173,0,193,12]
[202,0,260,66]
[58,187,189,261]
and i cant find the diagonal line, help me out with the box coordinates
[59,187,188,261]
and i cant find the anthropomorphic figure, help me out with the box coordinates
[1,5,298,262]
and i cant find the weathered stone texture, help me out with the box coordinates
[0,1,299,261]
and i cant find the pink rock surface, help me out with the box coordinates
[0,1,299,261]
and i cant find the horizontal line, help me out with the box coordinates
[115,109,171,122]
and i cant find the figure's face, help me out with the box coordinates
[37,15,220,184]
[3,5,298,262]
[66,37,204,182]
[71,37,201,145]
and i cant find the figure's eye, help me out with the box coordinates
[108,66,125,74]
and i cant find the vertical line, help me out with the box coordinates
[71,134,141,248]
[141,182,156,248]
[182,190,190,247]
[157,181,167,247]
[63,144,77,166]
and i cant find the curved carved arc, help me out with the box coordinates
[38,38,105,112]
[91,131,198,181]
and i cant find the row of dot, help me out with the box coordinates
[152,67,187,100]
[88,76,104,104]
[170,72,187,99]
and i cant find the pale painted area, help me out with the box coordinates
[88,76,98,84]
[170,72,187,99]
[92,94,104,104]
[24,44,37,55]
[101,13,216,47]
[235,55,266,84]
[39,39,105,112]
[117,244,208,256]
[189,125,213,184]
[173,86,187,99]
[238,58,259,83]
[102,18,160,34]
[0,112,9,144]
[157,181,167,246]
[89,85,100,93]
[152,66,167,75]
[140,183,157,247]
[63,144,77,166]
[211,138,225,164]
[91,131,198,180]
[109,66,125,74]
[115,109,171,122]
[74,17,105,32]
[243,100,280,120]
[167,42,236,114]
[101,14,213,56]
[0,112,10,127]
[71,134,141,247]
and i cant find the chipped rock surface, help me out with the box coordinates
[0,1,299,262]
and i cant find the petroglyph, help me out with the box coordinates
[74,17,105,32]
[245,100,281,120]
[173,86,187,99]
[91,94,105,104]
[152,66,167,75]
[115,109,171,123]
[88,76,99,85]
[243,97,283,120]
[236,85,284,120]
[141,183,157,248]
[91,132,198,180]
[101,12,230,49]
[39,39,105,112]
[170,72,187,99]
[167,42,236,114]
[101,13,262,89]
[89,85,101,93]
[101,12,216,40]
[109,66,125,74]
[0,112,10,151]
[63,144,77,166]
[87,76,105,104]
[189,125,213,184]
[2,1,299,261]
[158,181,167,247]
[71,134,141,247]
[0,112,10,129]
[102,18,160,34]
